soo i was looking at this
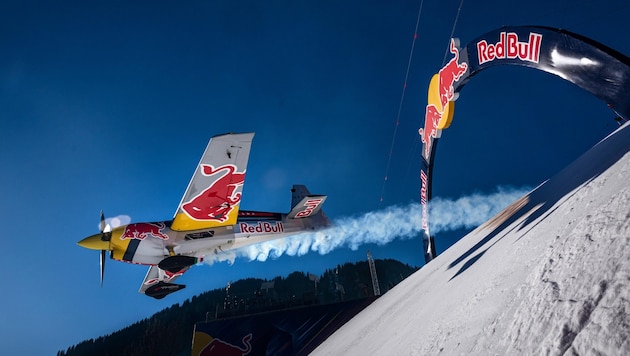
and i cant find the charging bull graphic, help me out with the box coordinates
[438,39,468,109]
[200,333,252,356]
[419,38,468,160]
[121,222,169,240]
[182,164,246,222]
[419,104,442,158]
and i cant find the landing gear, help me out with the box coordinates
[145,281,186,299]
[158,255,198,273]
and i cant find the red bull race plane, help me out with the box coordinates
[78,133,330,299]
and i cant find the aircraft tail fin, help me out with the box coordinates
[287,185,331,228]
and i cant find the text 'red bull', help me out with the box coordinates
[420,170,428,231]
[121,223,169,240]
[182,164,246,222]
[240,222,285,234]
[295,198,323,218]
[477,31,542,65]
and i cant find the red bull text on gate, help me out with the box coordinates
[477,31,542,65]
[420,170,429,231]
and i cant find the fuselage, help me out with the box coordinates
[79,210,319,266]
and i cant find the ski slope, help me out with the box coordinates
[313,122,630,355]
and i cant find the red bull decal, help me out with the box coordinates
[144,268,188,285]
[419,104,441,158]
[419,38,468,160]
[437,40,468,109]
[295,198,324,218]
[200,333,252,356]
[477,32,542,65]
[121,223,169,241]
[182,164,246,222]
[420,170,428,230]
[144,278,159,285]
[239,221,284,234]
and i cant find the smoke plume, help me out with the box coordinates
[98,214,132,230]
[205,186,531,265]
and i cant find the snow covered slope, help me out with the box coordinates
[312,122,630,355]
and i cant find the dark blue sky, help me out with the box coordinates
[1,0,628,354]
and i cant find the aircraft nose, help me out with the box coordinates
[78,234,110,250]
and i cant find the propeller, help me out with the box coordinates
[100,211,112,241]
[99,211,112,287]
[100,249,106,287]
[78,211,117,287]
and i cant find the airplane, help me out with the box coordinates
[78,132,330,299]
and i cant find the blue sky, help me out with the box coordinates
[1,0,629,354]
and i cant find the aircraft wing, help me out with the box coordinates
[171,133,255,231]
[139,265,190,299]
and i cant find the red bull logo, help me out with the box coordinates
[200,333,252,356]
[121,222,169,240]
[239,221,284,234]
[420,170,428,230]
[295,198,324,218]
[143,268,186,285]
[182,164,246,222]
[419,104,441,158]
[477,31,542,65]
[438,39,468,109]
[419,38,468,160]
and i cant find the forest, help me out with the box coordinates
[59,259,417,356]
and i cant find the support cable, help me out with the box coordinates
[379,0,424,208]
[441,0,465,66]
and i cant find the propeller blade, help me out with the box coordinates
[100,211,112,242]
[100,211,106,233]
[100,250,106,287]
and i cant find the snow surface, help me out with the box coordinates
[312,122,630,356]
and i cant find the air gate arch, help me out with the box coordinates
[419,26,630,263]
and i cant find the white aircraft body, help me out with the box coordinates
[78,133,330,298]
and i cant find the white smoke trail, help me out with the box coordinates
[204,186,531,265]
[97,214,132,230]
